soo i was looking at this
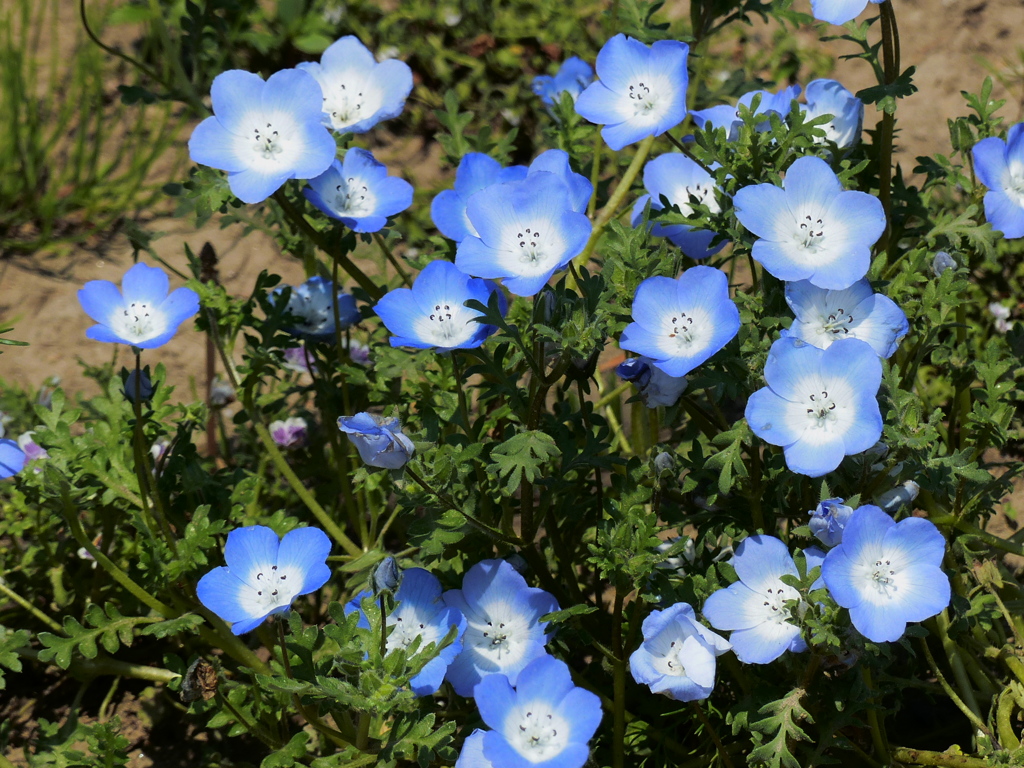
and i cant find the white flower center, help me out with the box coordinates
[803,387,839,428]
[110,301,166,343]
[321,75,385,131]
[658,306,712,358]
[496,219,566,278]
[387,607,443,652]
[795,213,827,250]
[627,79,658,116]
[758,583,800,624]
[1003,161,1024,207]
[463,602,532,668]
[238,563,304,616]
[288,292,333,334]
[819,305,854,337]
[868,557,898,595]
[506,702,570,762]
[332,175,376,217]
[413,299,478,347]
[252,121,285,160]
[651,639,688,677]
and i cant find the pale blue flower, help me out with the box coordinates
[616,356,687,408]
[304,149,413,232]
[733,155,886,290]
[575,34,690,151]
[745,337,883,477]
[296,36,413,134]
[337,413,414,469]
[431,154,527,243]
[811,0,886,26]
[822,505,950,642]
[197,525,331,635]
[533,56,595,108]
[455,730,494,768]
[972,123,1024,239]
[77,263,200,349]
[808,498,854,547]
[276,276,360,341]
[629,602,730,700]
[619,266,740,378]
[0,439,26,479]
[692,84,802,141]
[188,69,336,204]
[799,79,863,149]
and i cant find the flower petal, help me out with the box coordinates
[121,263,169,306]
[732,535,798,592]
[276,527,332,595]
[224,525,281,575]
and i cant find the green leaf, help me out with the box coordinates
[486,430,561,494]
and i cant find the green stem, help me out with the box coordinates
[931,611,984,719]
[890,747,989,767]
[918,636,992,739]
[689,702,736,768]
[996,687,1021,749]
[0,578,63,632]
[587,130,603,218]
[133,353,177,555]
[876,1,900,250]
[404,466,517,545]
[374,232,412,287]
[610,588,626,768]
[450,353,474,438]
[16,647,180,683]
[861,666,891,763]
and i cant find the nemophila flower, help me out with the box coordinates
[197,525,331,635]
[122,369,154,403]
[456,173,591,296]
[822,505,950,642]
[745,337,883,477]
[533,56,595,108]
[703,535,810,664]
[431,154,527,243]
[629,602,730,701]
[782,278,909,358]
[691,85,802,141]
[527,150,593,215]
[932,251,957,277]
[78,262,200,349]
[475,655,602,768]
[337,413,415,469]
[189,69,336,204]
[374,260,506,351]
[442,558,559,697]
[269,417,308,450]
[973,126,1024,238]
[798,79,863,149]
[282,345,318,374]
[277,277,360,341]
[0,439,26,479]
[619,266,740,378]
[17,432,48,464]
[631,153,725,260]
[811,0,886,26]
[304,149,413,232]
[345,568,467,696]
[575,34,689,151]
[372,556,402,594]
[296,36,413,134]
[989,302,1013,334]
[733,155,886,290]
[455,730,493,768]
[878,480,920,512]
[616,356,688,408]
[809,498,854,547]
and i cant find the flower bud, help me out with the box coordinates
[123,369,154,403]
[932,251,956,276]
[372,556,402,593]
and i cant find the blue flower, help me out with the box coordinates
[575,34,690,151]
[189,69,336,204]
[431,154,527,243]
[296,36,414,134]
[782,278,909,358]
[475,655,602,768]
[619,266,740,378]
[733,155,886,290]
[455,730,493,768]
[0,439,26,479]
[304,149,414,232]
[374,260,506,351]
[703,535,811,664]
[455,173,591,296]
[692,84,802,141]
[799,79,863,149]
[345,568,467,696]
[810,0,886,26]
[617,356,688,408]
[526,150,593,215]
[337,413,415,469]
[822,505,950,642]
[745,337,883,477]
[77,263,200,349]
[533,56,595,108]
[972,123,1024,239]
[442,558,559,697]
[808,498,854,547]
[630,153,726,260]
[277,276,360,341]
[196,525,331,635]
[629,602,731,700]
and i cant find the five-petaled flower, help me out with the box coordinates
[972,122,1024,239]
[196,525,331,635]
[337,413,415,469]
[296,36,414,134]
[810,0,886,26]
[304,149,414,232]
[692,84,802,141]
[78,263,200,349]
[532,56,595,109]
[745,337,883,477]
[798,79,863,149]
[733,155,886,290]
[629,602,731,700]
[277,276,360,341]
[0,439,26,479]
[822,505,950,642]
[474,655,602,768]
[432,153,527,243]
[575,34,690,151]
[188,69,336,204]
[442,558,559,697]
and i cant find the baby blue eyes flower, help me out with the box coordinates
[188,69,336,204]
[533,56,595,108]
[703,535,810,664]
[304,149,414,233]
[431,153,528,243]
[455,730,493,768]
[972,123,1024,239]
[733,155,886,290]
[277,276,360,340]
[631,153,725,260]
[374,260,506,351]
[810,0,886,26]
[442,558,560,697]
[822,505,950,642]
[619,266,741,378]
[0,439,26,479]
[474,655,602,768]
[745,337,883,478]
[345,568,467,696]
[809,498,854,547]
[77,262,200,349]
[575,34,690,151]
[617,356,688,408]
[799,79,863,149]
[783,278,909,358]
[692,84,801,141]
[337,413,415,469]
[455,173,591,297]
[196,525,331,635]
[296,35,414,134]
[629,602,731,701]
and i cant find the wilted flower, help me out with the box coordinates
[282,345,318,374]
[337,413,415,469]
[808,498,854,547]
[877,480,921,512]
[269,417,308,450]
[209,376,236,408]
[16,432,48,464]
[616,356,688,408]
